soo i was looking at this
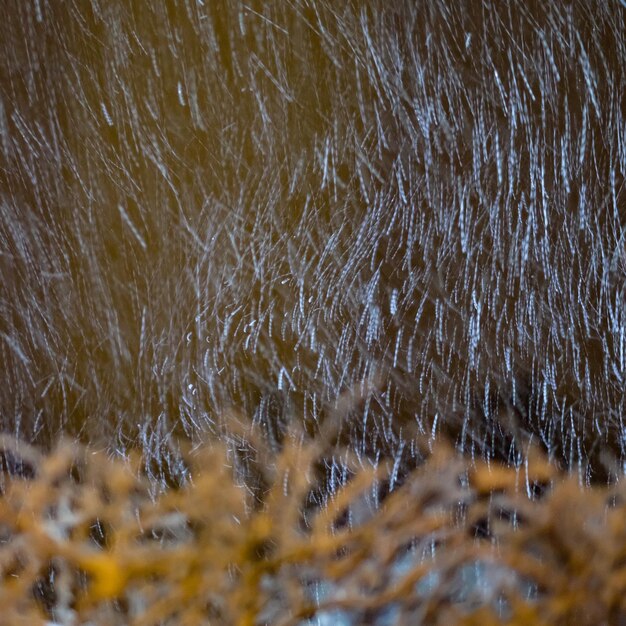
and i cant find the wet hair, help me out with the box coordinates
[1,0,625,480]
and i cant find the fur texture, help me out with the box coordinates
[1,1,625,479]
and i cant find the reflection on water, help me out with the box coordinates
[1,1,625,475]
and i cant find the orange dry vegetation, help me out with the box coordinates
[0,427,624,626]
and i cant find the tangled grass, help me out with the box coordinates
[0,423,625,625]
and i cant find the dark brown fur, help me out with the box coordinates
[1,1,625,481]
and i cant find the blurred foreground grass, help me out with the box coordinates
[0,422,624,626]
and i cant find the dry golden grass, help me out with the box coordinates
[0,426,624,625]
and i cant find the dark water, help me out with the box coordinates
[1,0,625,476]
